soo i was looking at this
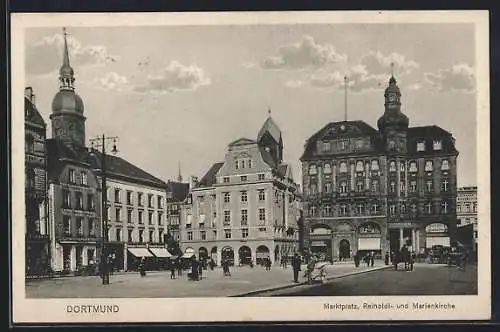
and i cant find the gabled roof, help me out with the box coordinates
[197,162,224,188]
[167,181,190,202]
[257,116,282,143]
[90,151,167,188]
[25,97,46,128]
[46,139,94,182]
[228,138,256,146]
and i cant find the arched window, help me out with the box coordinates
[339,162,347,173]
[323,163,332,174]
[425,160,433,172]
[389,161,396,172]
[309,164,317,175]
[371,160,379,171]
[355,161,364,172]
[25,135,34,154]
[340,182,347,193]
[441,160,450,171]
[356,181,364,192]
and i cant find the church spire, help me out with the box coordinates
[177,161,183,182]
[59,27,75,90]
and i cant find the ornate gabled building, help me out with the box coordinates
[182,115,301,266]
[300,75,459,261]
[25,87,50,276]
[46,29,102,273]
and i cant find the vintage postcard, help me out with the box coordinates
[11,11,490,323]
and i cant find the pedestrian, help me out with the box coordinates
[177,259,183,277]
[410,251,416,271]
[370,251,375,267]
[401,245,409,271]
[265,258,271,271]
[198,258,203,280]
[291,253,302,283]
[354,251,360,268]
[139,257,146,277]
[170,260,176,279]
[384,252,390,266]
[365,255,370,267]
[190,256,199,281]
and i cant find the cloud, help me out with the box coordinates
[94,72,129,92]
[242,62,257,69]
[284,80,305,88]
[133,61,211,94]
[424,63,475,93]
[262,35,347,70]
[26,33,119,76]
[290,50,420,94]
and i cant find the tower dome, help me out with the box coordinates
[377,75,409,132]
[52,90,85,114]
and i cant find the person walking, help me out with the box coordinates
[291,253,302,283]
[139,257,146,277]
[354,251,360,268]
[410,251,416,271]
[384,252,390,266]
[169,260,176,279]
[198,258,203,280]
[177,259,183,277]
[265,258,271,271]
[370,251,375,267]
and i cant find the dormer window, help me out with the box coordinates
[355,161,364,172]
[417,141,426,152]
[322,141,331,152]
[308,164,318,175]
[339,162,347,173]
[433,140,442,151]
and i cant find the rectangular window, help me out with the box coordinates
[400,182,405,193]
[116,228,122,242]
[224,192,230,203]
[241,191,248,202]
[159,229,164,243]
[69,169,76,183]
[80,172,87,185]
[259,208,266,223]
[76,218,83,236]
[371,180,379,192]
[340,205,347,216]
[241,228,249,238]
[148,211,154,225]
[425,160,433,172]
[128,229,133,242]
[213,230,217,240]
[224,229,231,239]
[465,204,471,212]
[115,208,121,222]
[258,174,265,180]
[441,180,449,192]
[114,189,121,203]
[157,196,163,209]
[201,231,206,240]
[433,140,442,150]
[127,209,133,223]
[410,181,417,192]
[158,212,163,226]
[323,141,331,152]
[89,219,95,237]
[409,161,418,173]
[62,190,71,208]
[63,216,71,236]
[241,209,248,225]
[149,230,154,242]
[139,230,144,243]
[126,191,133,205]
[224,210,231,225]
[417,142,426,152]
[87,194,95,210]
[138,210,144,224]
[137,193,143,206]
[389,205,396,215]
[241,175,247,182]
[457,205,461,213]
[258,190,265,201]
[76,192,83,209]
[187,231,193,241]
[148,194,154,208]
[426,180,433,193]
[223,177,230,183]
[390,181,396,193]
[357,182,364,192]
[340,182,347,193]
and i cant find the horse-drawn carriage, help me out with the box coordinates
[303,260,328,284]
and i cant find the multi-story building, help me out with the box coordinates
[46,31,102,273]
[166,179,190,244]
[92,155,169,271]
[300,75,459,260]
[182,116,301,266]
[457,186,478,251]
[24,87,50,276]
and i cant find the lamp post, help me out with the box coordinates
[90,134,118,285]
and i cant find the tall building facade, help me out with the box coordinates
[166,180,190,243]
[46,30,102,272]
[181,116,301,265]
[92,154,169,271]
[25,87,50,276]
[301,75,459,260]
[457,186,478,251]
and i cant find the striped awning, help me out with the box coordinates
[149,247,172,258]
[128,247,153,257]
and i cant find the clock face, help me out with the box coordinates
[388,94,396,102]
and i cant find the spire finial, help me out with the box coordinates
[177,161,183,182]
[62,27,70,68]
[268,107,271,116]
[344,75,349,122]
[390,62,395,77]
[59,27,75,90]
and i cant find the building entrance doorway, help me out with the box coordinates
[339,239,350,260]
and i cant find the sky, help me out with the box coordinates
[25,23,477,187]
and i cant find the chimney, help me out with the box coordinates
[24,87,33,101]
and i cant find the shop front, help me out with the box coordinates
[357,222,382,259]
[126,246,154,271]
[149,246,173,270]
[425,223,450,248]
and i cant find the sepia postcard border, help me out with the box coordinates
[11,10,491,323]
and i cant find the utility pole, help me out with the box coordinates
[90,134,118,285]
[344,75,349,122]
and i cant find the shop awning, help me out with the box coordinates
[149,247,173,258]
[310,241,327,247]
[128,247,153,257]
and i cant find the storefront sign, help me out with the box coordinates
[425,223,448,233]
[359,223,380,234]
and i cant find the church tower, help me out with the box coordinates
[377,75,409,153]
[49,27,86,147]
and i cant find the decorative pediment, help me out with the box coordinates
[228,138,256,147]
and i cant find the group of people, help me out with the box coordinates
[391,245,417,271]
[353,251,375,268]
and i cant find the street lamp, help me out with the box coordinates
[90,134,118,285]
